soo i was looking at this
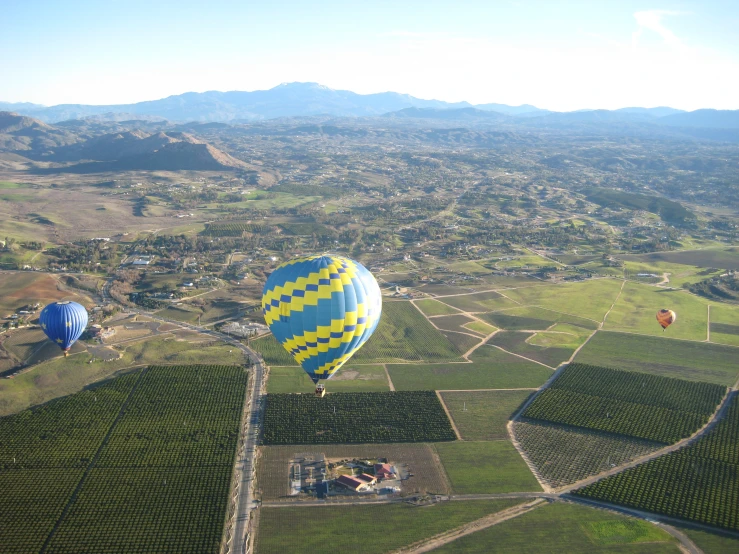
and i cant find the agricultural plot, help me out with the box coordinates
[266,364,389,393]
[353,301,462,362]
[482,306,599,331]
[0,364,247,554]
[501,279,623,322]
[431,502,679,554]
[255,499,525,554]
[513,420,662,488]
[464,320,496,335]
[262,391,456,444]
[622,248,739,271]
[250,335,297,366]
[257,443,451,500]
[437,290,518,313]
[440,390,533,441]
[432,314,480,334]
[440,330,482,354]
[575,331,739,385]
[414,299,462,317]
[434,441,541,494]
[388,348,552,391]
[201,221,263,236]
[486,333,574,368]
[603,282,711,341]
[2,328,49,363]
[678,527,739,554]
[527,324,593,350]
[0,272,92,315]
[573,393,739,532]
[523,364,725,444]
[710,304,739,347]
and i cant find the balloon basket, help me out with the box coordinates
[315,383,326,398]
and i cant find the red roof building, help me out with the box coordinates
[374,463,397,480]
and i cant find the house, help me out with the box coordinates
[355,473,377,486]
[335,474,373,492]
[374,463,397,480]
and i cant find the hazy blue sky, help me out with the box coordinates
[3,0,738,110]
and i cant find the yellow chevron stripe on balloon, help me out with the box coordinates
[261,255,382,384]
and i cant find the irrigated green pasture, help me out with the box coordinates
[440,389,533,440]
[414,298,462,316]
[431,502,679,553]
[575,331,739,386]
[434,441,541,494]
[266,364,389,393]
[604,282,712,341]
[387,348,553,391]
[255,500,525,554]
[710,304,739,347]
[502,279,623,322]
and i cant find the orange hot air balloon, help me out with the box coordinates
[656,309,676,331]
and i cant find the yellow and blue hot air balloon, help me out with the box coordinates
[39,301,89,356]
[262,255,382,395]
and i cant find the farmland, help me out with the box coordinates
[262,391,456,444]
[414,299,462,316]
[254,499,525,554]
[486,332,574,368]
[353,301,462,362]
[434,441,541,493]
[266,364,390,393]
[0,364,247,553]
[522,364,725,444]
[482,306,599,331]
[201,221,263,236]
[431,500,679,553]
[387,348,553,391]
[573,393,739,532]
[437,290,519,313]
[440,389,533,440]
[574,331,739,385]
[513,421,662,488]
[257,443,451,500]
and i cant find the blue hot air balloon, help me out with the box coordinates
[39,301,89,356]
[262,255,382,396]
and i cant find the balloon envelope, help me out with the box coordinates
[262,255,382,383]
[39,301,89,351]
[656,309,676,330]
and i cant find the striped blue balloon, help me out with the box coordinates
[39,301,89,353]
[262,255,382,383]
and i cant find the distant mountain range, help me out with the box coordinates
[0,111,246,172]
[3,82,734,129]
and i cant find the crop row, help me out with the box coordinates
[0,364,247,553]
[523,388,708,444]
[97,365,247,467]
[0,372,140,469]
[263,391,456,445]
[202,222,264,236]
[513,420,662,488]
[573,394,739,531]
[551,364,725,415]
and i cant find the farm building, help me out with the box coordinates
[335,474,376,492]
[374,463,397,480]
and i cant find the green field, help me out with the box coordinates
[432,502,679,553]
[574,393,739,532]
[263,391,456,444]
[502,279,624,322]
[710,304,739,347]
[622,248,739,271]
[527,324,594,349]
[387,348,553,391]
[414,298,462,316]
[482,306,599,331]
[440,390,533,440]
[574,331,739,386]
[266,364,390,393]
[250,334,297,366]
[434,441,541,493]
[0,365,246,553]
[255,499,525,554]
[464,320,497,335]
[679,527,739,554]
[0,337,244,416]
[604,282,713,341]
[486,333,574,368]
[523,364,725,444]
[354,301,463,362]
[437,290,519,313]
